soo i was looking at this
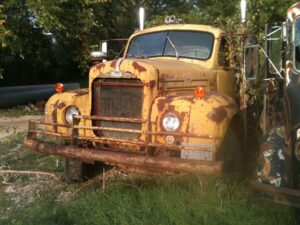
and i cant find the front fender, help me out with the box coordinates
[45,89,89,134]
[150,93,238,150]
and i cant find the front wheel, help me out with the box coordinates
[64,159,107,183]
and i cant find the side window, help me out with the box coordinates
[218,38,230,67]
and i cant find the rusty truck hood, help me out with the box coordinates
[135,58,213,78]
[90,58,216,92]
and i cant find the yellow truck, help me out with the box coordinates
[24,17,240,181]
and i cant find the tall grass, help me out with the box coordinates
[1,175,298,225]
[0,112,297,225]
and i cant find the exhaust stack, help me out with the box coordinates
[240,0,247,23]
[139,7,145,30]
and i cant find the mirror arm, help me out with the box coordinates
[265,27,281,38]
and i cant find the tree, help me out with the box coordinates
[0,0,297,86]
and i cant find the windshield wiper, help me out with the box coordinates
[166,36,179,58]
[126,53,147,59]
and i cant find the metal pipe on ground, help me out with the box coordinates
[0,83,80,108]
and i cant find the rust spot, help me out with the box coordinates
[226,103,238,110]
[156,95,194,112]
[111,60,117,68]
[156,96,174,112]
[167,105,176,112]
[58,102,66,109]
[132,62,146,73]
[74,88,89,96]
[67,88,89,96]
[96,63,104,70]
[149,80,156,88]
[184,97,194,104]
[207,106,227,123]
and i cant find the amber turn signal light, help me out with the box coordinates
[55,83,64,93]
[194,87,206,98]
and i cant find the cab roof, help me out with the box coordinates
[130,24,224,39]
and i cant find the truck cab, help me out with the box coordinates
[25,21,239,180]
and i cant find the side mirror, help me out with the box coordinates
[90,51,107,64]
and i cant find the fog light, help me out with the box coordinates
[165,135,175,145]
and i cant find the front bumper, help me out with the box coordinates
[249,180,300,208]
[24,138,222,174]
[25,115,221,174]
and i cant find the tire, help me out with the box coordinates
[64,159,107,183]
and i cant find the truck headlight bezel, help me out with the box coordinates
[65,106,80,124]
[162,112,180,132]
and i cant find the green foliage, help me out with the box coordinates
[0,0,196,86]
[0,0,298,86]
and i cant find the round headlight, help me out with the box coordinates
[65,106,80,124]
[162,113,180,131]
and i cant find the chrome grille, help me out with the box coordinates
[93,79,143,139]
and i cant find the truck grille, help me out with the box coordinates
[93,79,143,139]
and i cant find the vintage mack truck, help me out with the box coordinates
[24,15,240,181]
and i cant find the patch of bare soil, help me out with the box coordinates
[0,115,43,140]
[0,168,129,215]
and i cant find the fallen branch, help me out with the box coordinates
[0,170,60,181]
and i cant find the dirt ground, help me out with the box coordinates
[0,115,43,140]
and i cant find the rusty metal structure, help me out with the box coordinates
[246,2,300,208]
[25,21,240,179]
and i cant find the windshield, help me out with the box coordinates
[126,30,214,60]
